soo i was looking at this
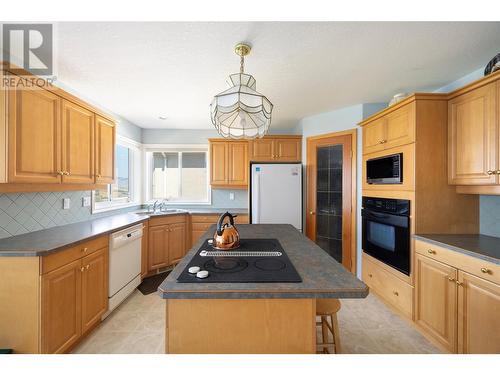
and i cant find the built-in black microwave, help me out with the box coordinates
[366,153,403,184]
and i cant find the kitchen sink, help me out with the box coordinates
[136,209,186,216]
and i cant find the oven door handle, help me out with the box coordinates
[362,209,409,228]
[368,212,390,219]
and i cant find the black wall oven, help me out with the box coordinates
[366,153,402,184]
[362,196,410,275]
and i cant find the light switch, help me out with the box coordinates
[82,196,91,207]
[63,198,71,210]
[229,192,235,200]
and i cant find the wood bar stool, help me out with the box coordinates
[316,298,342,354]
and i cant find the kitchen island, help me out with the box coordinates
[158,224,368,354]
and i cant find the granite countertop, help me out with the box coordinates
[414,234,500,265]
[158,224,369,300]
[0,208,248,257]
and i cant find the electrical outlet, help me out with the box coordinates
[229,192,235,200]
[82,196,91,207]
[63,198,71,210]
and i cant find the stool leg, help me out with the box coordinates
[321,316,329,353]
[331,313,341,354]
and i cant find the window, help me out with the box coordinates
[146,148,209,204]
[93,139,140,212]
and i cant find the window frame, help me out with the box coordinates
[92,135,142,213]
[144,144,211,206]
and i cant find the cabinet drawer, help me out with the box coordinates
[149,214,187,227]
[41,235,108,275]
[363,256,413,319]
[190,214,219,223]
[191,222,213,231]
[415,240,500,285]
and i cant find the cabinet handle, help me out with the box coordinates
[393,291,399,296]
[378,140,384,144]
[82,247,88,253]
[496,170,500,175]
[480,267,492,274]
[427,249,436,255]
[368,273,373,278]
[456,281,463,287]
[64,171,71,176]
[487,170,495,175]
[86,264,90,270]
[57,171,64,176]
[448,276,455,282]
[80,267,85,272]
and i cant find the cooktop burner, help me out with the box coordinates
[176,239,302,283]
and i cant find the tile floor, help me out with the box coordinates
[73,289,440,354]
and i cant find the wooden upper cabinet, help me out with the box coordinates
[415,254,457,352]
[448,82,497,185]
[209,140,248,188]
[250,138,274,161]
[249,136,302,161]
[168,222,187,265]
[95,115,116,184]
[62,100,95,184]
[384,102,415,149]
[41,259,82,354]
[362,118,386,154]
[457,271,500,354]
[81,248,108,334]
[227,142,248,186]
[275,138,301,161]
[210,141,228,185]
[362,103,415,155]
[8,78,62,184]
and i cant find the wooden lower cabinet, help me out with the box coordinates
[81,248,108,334]
[148,217,188,271]
[415,254,457,352]
[168,222,187,265]
[41,241,108,353]
[148,225,170,270]
[41,259,82,354]
[457,271,500,353]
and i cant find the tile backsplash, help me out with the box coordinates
[479,195,500,238]
[0,188,248,240]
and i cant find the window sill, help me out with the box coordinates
[92,201,140,214]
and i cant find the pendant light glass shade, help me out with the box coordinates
[210,44,273,139]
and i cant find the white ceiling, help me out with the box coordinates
[54,22,500,130]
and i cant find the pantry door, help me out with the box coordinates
[306,130,357,273]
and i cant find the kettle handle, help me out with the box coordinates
[216,212,236,236]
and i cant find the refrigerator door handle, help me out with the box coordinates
[254,171,261,223]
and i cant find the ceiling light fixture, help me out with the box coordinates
[159,116,167,120]
[210,43,273,139]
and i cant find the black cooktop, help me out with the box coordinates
[176,238,302,283]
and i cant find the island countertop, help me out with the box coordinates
[158,224,369,300]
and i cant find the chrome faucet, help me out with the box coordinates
[152,200,160,213]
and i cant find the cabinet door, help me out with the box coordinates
[362,118,386,154]
[276,138,301,161]
[141,222,149,278]
[250,138,274,161]
[41,259,82,354]
[227,142,248,186]
[457,271,500,353]
[95,115,116,184]
[81,247,108,334]
[384,103,415,149]
[8,77,62,183]
[448,82,497,185]
[61,100,95,184]
[210,142,228,185]
[415,254,457,352]
[148,225,169,270]
[168,222,187,265]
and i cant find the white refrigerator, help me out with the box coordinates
[250,163,302,231]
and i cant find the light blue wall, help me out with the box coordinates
[117,117,142,143]
[433,67,500,238]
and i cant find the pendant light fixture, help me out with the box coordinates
[210,43,273,139]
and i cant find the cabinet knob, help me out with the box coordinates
[368,273,373,278]
[82,247,88,253]
[487,170,495,175]
[309,211,315,215]
[495,170,500,175]
[480,267,492,274]
[64,171,71,176]
[448,276,455,282]
[97,174,102,178]
[456,281,463,287]
[393,291,399,296]
[57,171,64,176]
[427,249,436,255]
[80,267,85,272]
[86,264,90,270]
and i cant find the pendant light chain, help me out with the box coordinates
[240,54,245,74]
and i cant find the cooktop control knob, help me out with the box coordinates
[188,266,200,274]
[196,270,209,279]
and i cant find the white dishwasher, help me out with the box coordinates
[105,223,144,317]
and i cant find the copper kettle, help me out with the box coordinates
[213,212,240,250]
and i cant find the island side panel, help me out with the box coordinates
[166,298,316,354]
[0,256,40,353]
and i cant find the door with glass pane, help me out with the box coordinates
[306,132,355,272]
